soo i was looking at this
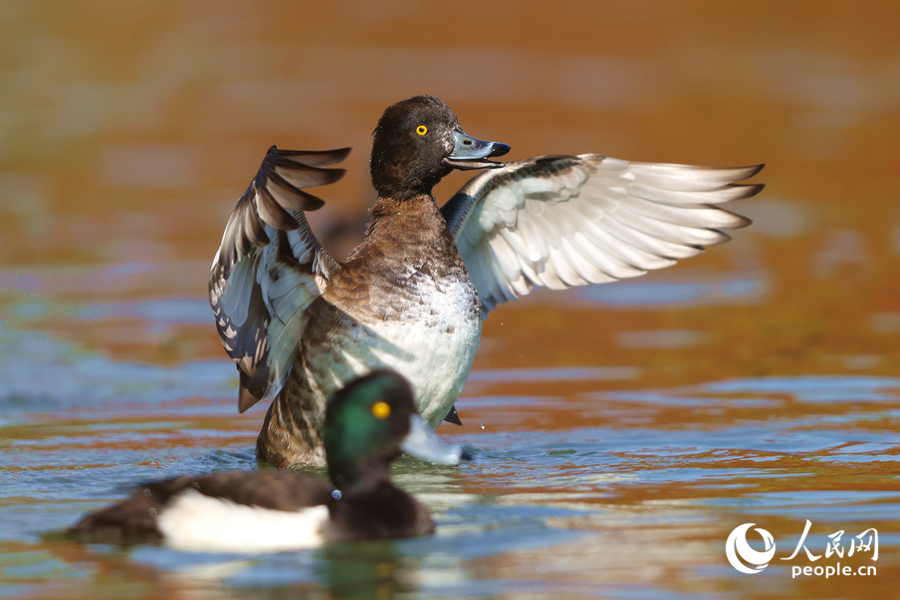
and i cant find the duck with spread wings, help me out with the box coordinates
[209,95,763,469]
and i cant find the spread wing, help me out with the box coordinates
[209,145,350,412]
[441,154,763,315]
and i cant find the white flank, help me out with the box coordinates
[157,489,329,553]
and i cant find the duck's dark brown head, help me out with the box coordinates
[370,95,510,200]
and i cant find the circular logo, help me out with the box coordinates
[726,523,776,574]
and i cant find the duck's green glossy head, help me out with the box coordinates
[370,95,510,200]
[324,370,468,490]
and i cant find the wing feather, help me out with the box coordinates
[209,145,350,411]
[442,154,762,315]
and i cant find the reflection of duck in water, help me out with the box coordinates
[323,542,406,600]
[68,370,468,552]
[209,94,764,469]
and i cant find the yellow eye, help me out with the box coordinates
[416,125,428,136]
[372,401,391,419]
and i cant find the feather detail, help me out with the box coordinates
[442,154,763,315]
[209,146,349,410]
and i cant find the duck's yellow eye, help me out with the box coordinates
[416,125,428,136]
[372,401,391,419]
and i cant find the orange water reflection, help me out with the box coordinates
[2,2,900,599]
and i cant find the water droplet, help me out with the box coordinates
[148,507,157,517]
[332,489,342,500]
[480,423,485,429]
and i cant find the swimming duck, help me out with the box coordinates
[209,95,763,468]
[67,370,467,552]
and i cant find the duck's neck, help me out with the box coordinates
[328,455,392,494]
[351,194,460,269]
[369,193,436,218]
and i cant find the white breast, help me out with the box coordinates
[309,275,482,428]
[157,489,329,553]
[367,308,481,427]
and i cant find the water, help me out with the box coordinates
[3,344,898,599]
[2,2,900,599]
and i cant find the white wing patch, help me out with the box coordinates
[157,489,329,553]
[443,154,762,314]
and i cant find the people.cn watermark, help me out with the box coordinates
[725,520,877,578]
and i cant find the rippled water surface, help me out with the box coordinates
[2,2,900,599]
